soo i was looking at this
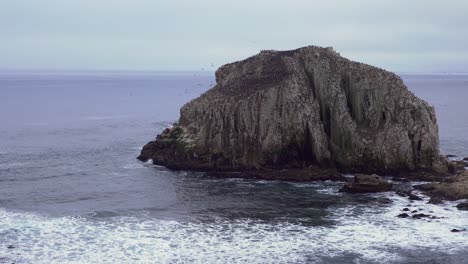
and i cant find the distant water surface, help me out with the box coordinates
[401,74,468,156]
[0,71,467,263]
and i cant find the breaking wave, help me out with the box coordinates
[1,192,467,264]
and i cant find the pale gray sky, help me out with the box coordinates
[1,0,467,72]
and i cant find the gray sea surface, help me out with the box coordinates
[0,71,467,263]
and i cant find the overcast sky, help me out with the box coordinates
[1,0,467,72]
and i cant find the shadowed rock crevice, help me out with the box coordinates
[138,45,450,177]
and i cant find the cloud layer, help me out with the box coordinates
[1,0,467,72]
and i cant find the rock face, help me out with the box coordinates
[139,45,449,175]
[339,174,393,193]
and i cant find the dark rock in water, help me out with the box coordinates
[456,202,468,211]
[398,212,442,220]
[451,228,466,233]
[463,157,468,161]
[412,213,431,219]
[408,192,423,201]
[7,245,14,249]
[376,198,393,204]
[138,45,450,178]
[395,190,422,200]
[428,196,443,204]
[339,174,392,193]
[395,190,410,197]
[415,171,468,201]
[446,154,457,158]
[392,177,410,182]
[402,208,410,211]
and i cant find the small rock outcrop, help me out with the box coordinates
[456,202,468,211]
[139,45,450,177]
[414,171,468,201]
[339,174,393,193]
[450,159,468,173]
[397,213,410,218]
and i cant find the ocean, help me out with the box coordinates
[0,71,467,263]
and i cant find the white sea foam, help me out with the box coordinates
[288,182,315,188]
[123,160,167,170]
[325,193,468,258]
[122,163,146,170]
[315,186,342,195]
[0,196,467,264]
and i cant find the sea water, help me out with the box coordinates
[0,71,467,263]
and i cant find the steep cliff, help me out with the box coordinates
[138,45,449,175]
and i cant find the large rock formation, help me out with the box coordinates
[138,45,450,176]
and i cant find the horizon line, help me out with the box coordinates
[1,69,468,76]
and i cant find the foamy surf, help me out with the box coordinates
[1,194,467,264]
[123,160,167,170]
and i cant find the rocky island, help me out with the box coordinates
[139,45,453,181]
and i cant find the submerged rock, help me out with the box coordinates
[413,213,441,220]
[456,202,468,211]
[139,45,450,177]
[408,192,423,201]
[395,190,423,200]
[376,197,393,204]
[428,196,443,204]
[412,213,431,219]
[397,213,410,218]
[395,190,410,197]
[339,174,392,193]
